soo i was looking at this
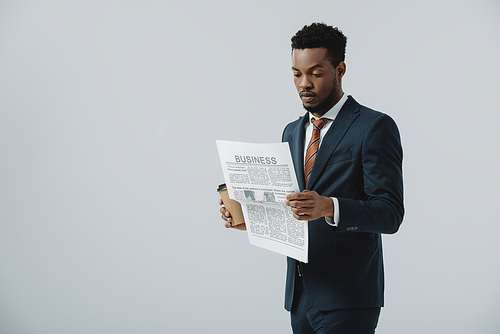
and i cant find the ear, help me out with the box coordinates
[336,61,346,79]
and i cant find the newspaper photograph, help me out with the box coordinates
[216,140,308,263]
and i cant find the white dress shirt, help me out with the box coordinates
[303,93,348,227]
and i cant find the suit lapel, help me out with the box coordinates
[306,96,360,190]
[289,114,308,191]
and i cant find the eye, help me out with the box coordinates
[293,73,301,78]
[312,73,322,78]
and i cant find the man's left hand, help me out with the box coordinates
[285,190,334,221]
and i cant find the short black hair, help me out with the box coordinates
[291,23,347,68]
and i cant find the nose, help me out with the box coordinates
[299,75,313,90]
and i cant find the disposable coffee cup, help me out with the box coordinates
[217,183,245,226]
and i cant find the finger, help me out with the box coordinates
[220,207,230,216]
[221,211,232,222]
[220,206,232,217]
[293,212,309,220]
[291,207,312,215]
[286,193,303,201]
[285,198,301,206]
[288,193,315,203]
[288,200,315,209]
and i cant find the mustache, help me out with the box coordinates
[299,91,315,97]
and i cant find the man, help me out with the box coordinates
[219,23,404,333]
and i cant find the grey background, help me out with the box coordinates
[1,0,499,333]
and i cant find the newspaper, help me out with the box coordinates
[216,140,308,263]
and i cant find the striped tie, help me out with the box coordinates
[304,118,328,187]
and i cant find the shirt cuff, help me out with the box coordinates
[324,197,340,227]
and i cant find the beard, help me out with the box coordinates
[302,79,338,115]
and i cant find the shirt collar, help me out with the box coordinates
[308,93,348,122]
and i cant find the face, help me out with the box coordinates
[292,48,345,117]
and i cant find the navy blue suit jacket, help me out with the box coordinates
[282,96,404,311]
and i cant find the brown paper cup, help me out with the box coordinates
[218,185,245,226]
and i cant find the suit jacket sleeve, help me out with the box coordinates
[336,113,404,234]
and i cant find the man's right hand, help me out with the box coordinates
[219,199,247,231]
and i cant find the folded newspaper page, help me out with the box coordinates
[216,140,308,263]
